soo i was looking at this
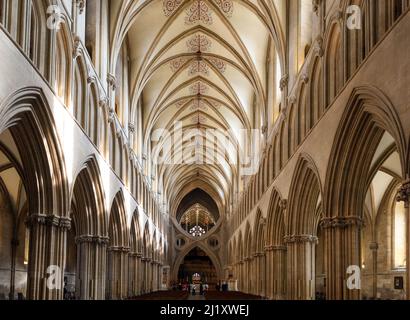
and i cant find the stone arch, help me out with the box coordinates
[323,85,406,300]
[55,19,73,104]
[297,82,308,142]
[265,188,287,299]
[287,154,323,236]
[308,53,324,126]
[70,156,107,237]
[171,242,223,283]
[324,20,343,105]
[65,156,108,300]
[0,87,68,216]
[106,190,129,300]
[108,190,129,247]
[28,0,48,72]
[266,188,286,246]
[130,210,142,255]
[87,80,100,145]
[0,87,68,299]
[286,153,323,300]
[325,86,406,220]
[72,53,88,129]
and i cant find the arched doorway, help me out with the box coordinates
[177,247,218,289]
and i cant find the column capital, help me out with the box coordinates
[320,216,364,229]
[397,179,410,207]
[284,234,318,245]
[128,123,135,133]
[76,0,86,14]
[107,74,117,91]
[108,246,130,253]
[129,252,143,258]
[312,0,321,15]
[26,214,72,230]
[76,235,110,245]
[279,74,289,91]
[265,245,287,252]
[279,199,288,210]
[255,251,265,257]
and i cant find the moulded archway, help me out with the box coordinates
[324,86,407,300]
[172,243,223,284]
[66,156,108,300]
[0,88,69,300]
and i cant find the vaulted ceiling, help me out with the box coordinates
[110,0,285,217]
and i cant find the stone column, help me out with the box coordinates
[142,257,152,293]
[149,259,155,292]
[244,257,251,293]
[285,235,318,300]
[136,254,142,295]
[158,263,163,291]
[46,11,57,84]
[75,235,109,300]
[128,252,141,297]
[8,237,19,300]
[151,260,157,291]
[252,252,260,296]
[321,216,363,300]
[232,262,238,290]
[26,214,70,300]
[249,257,254,294]
[259,252,266,297]
[369,242,379,299]
[265,245,287,300]
[107,246,130,300]
[397,180,410,300]
[238,260,244,292]
[264,246,273,299]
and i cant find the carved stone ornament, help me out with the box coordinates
[284,234,319,244]
[320,216,364,229]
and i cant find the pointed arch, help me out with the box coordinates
[108,190,129,247]
[55,19,73,105]
[72,53,88,129]
[71,155,107,237]
[287,154,323,236]
[266,188,285,246]
[0,87,68,216]
[324,86,406,220]
[252,208,265,254]
[324,20,343,105]
[130,209,142,254]
[171,243,223,281]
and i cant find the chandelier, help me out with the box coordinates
[189,225,206,237]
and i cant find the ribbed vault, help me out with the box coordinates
[110,0,285,219]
